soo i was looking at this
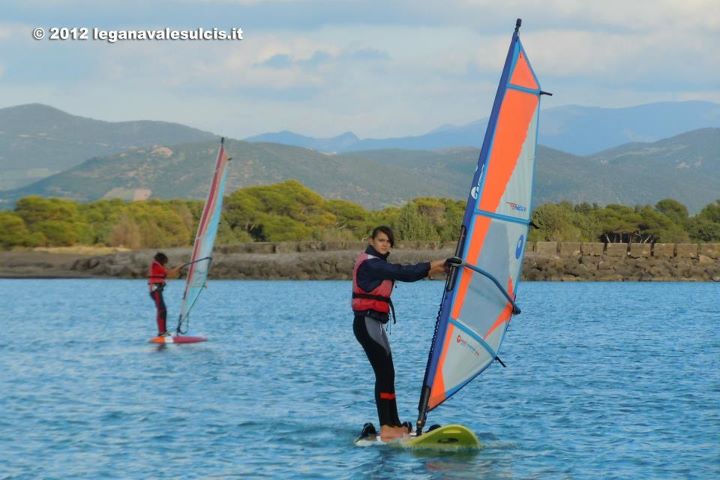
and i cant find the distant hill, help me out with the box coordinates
[2,128,718,212]
[4,101,718,193]
[535,127,720,210]
[540,102,720,155]
[246,101,720,156]
[0,141,471,209]
[0,104,216,190]
[244,131,360,152]
[341,128,720,212]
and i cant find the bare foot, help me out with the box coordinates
[380,425,410,441]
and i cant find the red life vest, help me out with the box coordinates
[352,252,394,314]
[148,260,167,288]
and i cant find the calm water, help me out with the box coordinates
[1,280,718,479]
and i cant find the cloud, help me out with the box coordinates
[299,50,333,67]
[341,48,389,61]
[6,0,720,34]
[261,53,293,68]
[257,45,388,70]
[0,24,19,39]
[0,1,718,139]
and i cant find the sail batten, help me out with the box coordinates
[176,139,231,334]
[417,20,544,430]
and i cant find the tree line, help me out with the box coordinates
[1,180,719,250]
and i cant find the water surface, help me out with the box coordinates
[1,280,718,479]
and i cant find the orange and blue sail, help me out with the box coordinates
[176,138,231,334]
[417,19,547,430]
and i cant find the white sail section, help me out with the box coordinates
[177,139,230,334]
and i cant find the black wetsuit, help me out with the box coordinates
[353,245,430,427]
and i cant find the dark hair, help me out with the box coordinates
[154,252,168,265]
[371,225,395,247]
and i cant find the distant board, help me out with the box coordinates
[149,335,207,344]
[354,424,480,449]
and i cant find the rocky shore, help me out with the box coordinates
[1,241,718,281]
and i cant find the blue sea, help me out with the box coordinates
[1,280,718,479]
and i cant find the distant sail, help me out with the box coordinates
[176,139,231,334]
[417,20,547,430]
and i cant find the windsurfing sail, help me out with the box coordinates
[416,19,549,432]
[176,138,231,334]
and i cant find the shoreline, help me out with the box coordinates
[1,241,718,281]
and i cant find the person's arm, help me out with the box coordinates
[166,266,182,279]
[363,258,431,283]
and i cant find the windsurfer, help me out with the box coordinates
[352,225,448,441]
[148,252,181,337]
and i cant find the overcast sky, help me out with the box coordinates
[1,0,718,139]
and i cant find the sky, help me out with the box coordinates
[1,0,718,139]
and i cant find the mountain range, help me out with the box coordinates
[246,101,720,156]
[0,104,215,190]
[2,101,719,194]
[2,127,718,212]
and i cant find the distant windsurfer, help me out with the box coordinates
[148,252,181,337]
[353,226,448,441]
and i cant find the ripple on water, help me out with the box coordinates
[0,280,718,479]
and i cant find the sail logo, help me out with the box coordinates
[515,235,524,259]
[506,201,526,212]
[470,164,486,200]
[456,334,481,357]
